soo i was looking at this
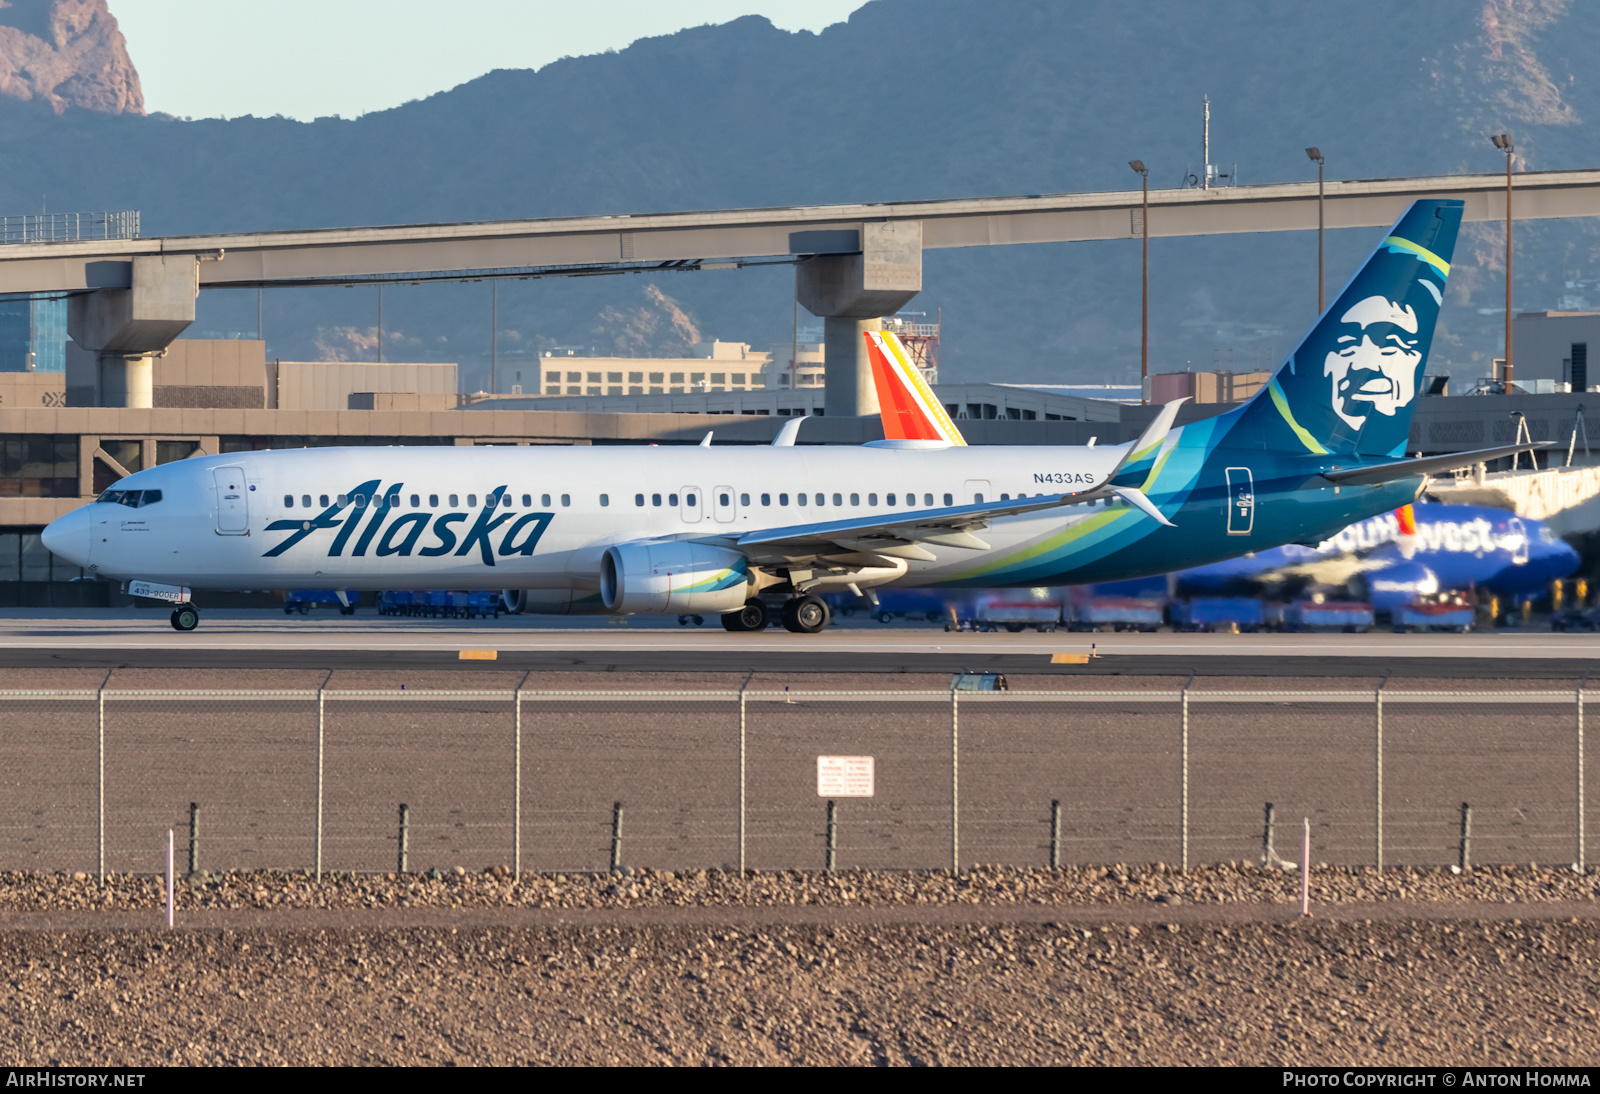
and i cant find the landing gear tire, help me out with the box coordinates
[782,595,830,634]
[339,604,356,616]
[722,598,770,632]
[170,605,199,632]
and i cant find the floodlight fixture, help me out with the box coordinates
[1128,160,1146,175]
[1305,147,1322,163]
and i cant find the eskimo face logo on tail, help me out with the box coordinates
[1324,296,1422,430]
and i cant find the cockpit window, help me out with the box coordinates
[95,489,163,508]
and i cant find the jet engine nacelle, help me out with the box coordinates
[600,540,751,614]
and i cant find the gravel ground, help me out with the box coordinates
[0,861,1596,913]
[4,917,1599,1065]
[0,867,1598,1065]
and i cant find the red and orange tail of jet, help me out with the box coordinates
[864,330,966,445]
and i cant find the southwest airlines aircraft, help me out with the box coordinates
[43,199,1540,633]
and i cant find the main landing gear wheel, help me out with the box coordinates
[170,605,200,632]
[782,595,830,634]
[721,598,770,632]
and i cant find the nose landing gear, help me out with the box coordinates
[170,604,200,632]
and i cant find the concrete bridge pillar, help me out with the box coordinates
[796,221,922,418]
[67,255,197,408]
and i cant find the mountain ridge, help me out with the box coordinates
[2,0,1598,389]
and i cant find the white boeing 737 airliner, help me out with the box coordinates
[40,200,1542,633]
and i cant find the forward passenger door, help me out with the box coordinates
[213,467,249,535]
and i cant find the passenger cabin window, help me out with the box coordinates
[652,493,662,507]
[834,493,843,506]
[428,495,438,507]
[337,495,348,507]
[797,493,807,506]
[410,494,420,508]
[502,493,512,507]
[719,492,730,507]
[943,493,952,506]
[887,493,896,506]
[600,494,610,507]
[849,493,859,506]
[302,495,312,508]
[635,494,645,507]
[541,494,551,507]
[354,494,368,508]
[522,494,531,507]
[668,493,678,506]
[320,495,329,508]
[740,493,749,506]
[467,495,477,507]
[868,493,877,506]
[283,494,293,508]
[973,493,984,503]
[684,494,695,507]
[561,494,571,507]
[760,493,770,506]
[448,494,459,507]
[779,493,789,506]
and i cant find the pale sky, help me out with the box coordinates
[113,1,866,121]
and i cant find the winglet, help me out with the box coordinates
[864,330,966,445]
[1109,486,1177,527]
[699,431,714,447]
[771,416,808,447]
[1109,397,1188,485]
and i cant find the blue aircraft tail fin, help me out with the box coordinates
[1227,199,1463,459]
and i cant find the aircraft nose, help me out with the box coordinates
[41,506,91,568]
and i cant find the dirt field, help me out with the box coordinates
[2,866,1599,1066]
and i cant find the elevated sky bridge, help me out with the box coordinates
[7,169,1600,414]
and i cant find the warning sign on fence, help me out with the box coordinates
[817,755,874,797]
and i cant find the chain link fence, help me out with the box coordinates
[0,686,1589,877]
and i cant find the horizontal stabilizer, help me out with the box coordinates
[1319,442,1555,486]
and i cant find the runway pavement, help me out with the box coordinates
[0,608,1597,676]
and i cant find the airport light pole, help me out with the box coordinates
[1492,133,1515,388]
[1305,147,1325,313]
[1130,160,1150,403]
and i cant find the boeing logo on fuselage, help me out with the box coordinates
[263,481,554,565]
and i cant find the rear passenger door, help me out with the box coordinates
[713,485,736,523]
[680,486,702,523]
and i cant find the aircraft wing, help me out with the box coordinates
[1319,442,1555,486]
[722,486,1156,564]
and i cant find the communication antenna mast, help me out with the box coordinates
[1185,97,1232,189]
